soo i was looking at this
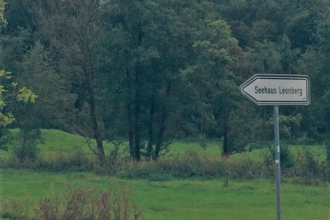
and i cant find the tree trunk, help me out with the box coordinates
[154,81,171,160]
[85,30,105,163]
[133,64,141,161]
[131,22,143,162]
[154,110,166,160]
[222,115,228,157]
[87,85,105,163]
[127,105,135,158]
[146,94,155,160]
[126,70,135,158]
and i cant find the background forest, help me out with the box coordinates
[1,0,330,163]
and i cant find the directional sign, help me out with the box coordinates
[240,74,310,105]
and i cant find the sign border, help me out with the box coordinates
[240,74,311,106]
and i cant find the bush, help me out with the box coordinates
[262,144,294,169]
[94,146,121,175]
[1,150,94,172]
[2,148,123,174]
[326,138,330,164]
[280,145,295,169]
[38,150,92,172]
[119,150,328,184]
[1,142,328,185]
[287,149,323,185]
[300,149,320,175]
[120,151,268,181]
[0,129,15,151]
[13,129,42,162]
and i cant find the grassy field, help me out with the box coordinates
[0,129,329,219]
[0,169,329,220]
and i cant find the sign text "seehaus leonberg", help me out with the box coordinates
[240,74,310,106]
[255,86,303,96]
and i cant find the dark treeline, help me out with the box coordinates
[0,0,330,162]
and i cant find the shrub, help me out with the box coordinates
[288,149,323,185]
[0,129,15,151]
[262,144,294,169]
[39,150,92,172]
[1,142,328,184]
[1,149,94,172]
[280,145,295,169]
[326,138,330,164]
[120,151,269,181]
[13,128,42,162]
[226,154,266,179]
[94,146,121,175]
[300,149,320,175]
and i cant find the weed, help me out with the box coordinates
[0,196,33,220]
[12,183,146,220]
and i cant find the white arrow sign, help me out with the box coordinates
[240,74,310,105]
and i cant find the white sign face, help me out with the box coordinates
[240,74,310,105]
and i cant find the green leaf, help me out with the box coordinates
[17,87,38,103]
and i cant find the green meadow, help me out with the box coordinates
[1,169,329,220]
[0,130,329,220]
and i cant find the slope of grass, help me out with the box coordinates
[0,169,329,220]
[37,129,118,156]
[1,129,326,161]
[37,130,330,161]
[166,141,221,157]
[0,129,121,160]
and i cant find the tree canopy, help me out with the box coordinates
[1,0,329,161]
[0,0,37,128]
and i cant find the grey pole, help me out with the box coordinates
[274,105,281,220]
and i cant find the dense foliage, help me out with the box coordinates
[1,0,330,161]
[0,0,37,153]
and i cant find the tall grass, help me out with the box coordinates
[1,182,144,220]
[120,150,329,184]
[1,148,329,184]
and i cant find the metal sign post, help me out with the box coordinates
[274,105,281,220]
[240,74,310,220]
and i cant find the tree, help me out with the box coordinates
[101,0,213,161]
[0,0,6,25]
[0,0,37,150]
[184,18,245,155]
[2,0,329,155]
[35,0,107,163]
[293,9,330,142]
